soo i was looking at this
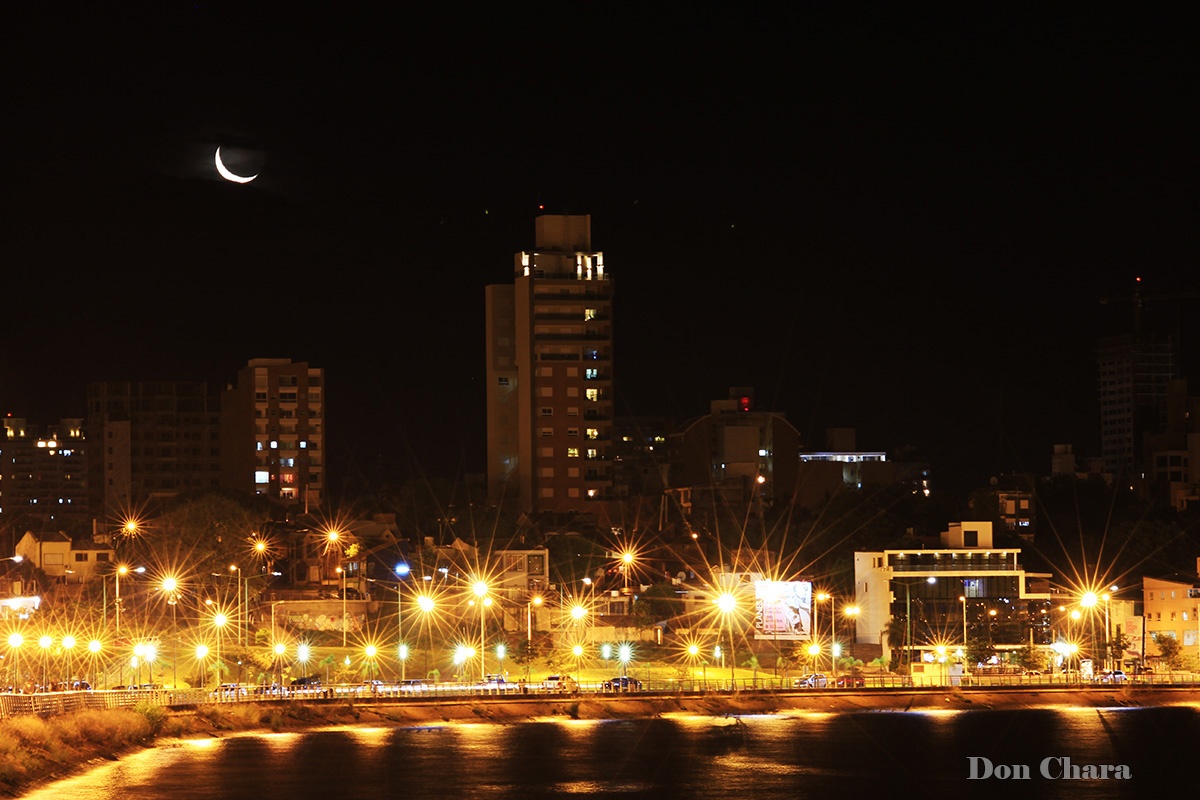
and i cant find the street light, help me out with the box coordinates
[38,635,51,689]
[273,642,286,691]
[895,576,936,670]
[336,566,347,647]
[87,640,101,689]
[958,595,969,659]
[113,564,145,634]
[162,576,180,688]
[716,592,737,690]
[395,562,410,657]
[472,580,490,681]
[527,595,543,642]
[213,612,228,690]
[7,633,22,692]
[416,594,435,678]
[62,635,76,686]
[814,592,831,669]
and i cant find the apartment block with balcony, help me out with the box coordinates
[220,358,324,511]
[485,214,614,515]
[0,417,88,539]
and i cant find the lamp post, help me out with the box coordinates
[958,595,969,659]
[114,565,128,634]
[814,592,831,669]
[337,566,347,647]
[527,595,543,642]
[273,642,285,691]
[7,634,22,692]
[213,612,227,691]
[416,594,435,678]
[473,580,490,681]
[1081,591,1099,671]
[62,635,76,686]
[162,576,179,688]
[87,640,101,689]
[896,576,937,670]
[395,562,410,658]
[38,635,51,690]
[716,592,737,691]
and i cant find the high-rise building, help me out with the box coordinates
[1096,332,1176,478]
[485,215,614,514]
[220,358,325,512]
[0,416,88,539]
[86,381,222,523]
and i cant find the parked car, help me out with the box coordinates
[835,675,866,688]
[480,674,507,691]
[794,673,828,689]
[361,679,385,693]
[289,676,322,692]
[1098,670,1127,683]
[603,676,642,691]
[212,683,247,699]
[543,675,578,693]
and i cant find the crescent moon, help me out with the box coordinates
[214,147,258,184]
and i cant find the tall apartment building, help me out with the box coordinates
[220,358,325,511]
[1096,332,1176,478]
[485,214,614,515]
[0,416,88,540]
[86,381,222,524]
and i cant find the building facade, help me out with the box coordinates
[853,521,1053,665]
[220,358,325,512]
[485,215,614,514]
[0,417,88,540]
[86,381,222,524]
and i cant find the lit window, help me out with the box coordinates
[567,448,580,458]
[586,428,599,439]
[584,308,597,320]
[255,471,270,485]
[586,449,597,459]
[586,389,599,402]
[586,368,598,380]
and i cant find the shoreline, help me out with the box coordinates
[5,686,1198,796]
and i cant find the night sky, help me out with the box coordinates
[6,6,1198,498]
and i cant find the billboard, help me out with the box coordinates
[753,580,813,641]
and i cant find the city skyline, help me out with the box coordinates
[6,7,1198,497]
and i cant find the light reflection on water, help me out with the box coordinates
[19,707,1196,800]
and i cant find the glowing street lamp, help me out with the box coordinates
[398,643,409,682]
[213,612,228,690]
[61,635,76,686]
[297,642,311,680]
[7,633,24,692]
[38,635,52,689]
[473,580,490,681]
[273,642,286,690]
[87,640,101,689]
[617,642,633,678]
[416,594,435,677]
[527,595,543,643]
[716,592,737,690]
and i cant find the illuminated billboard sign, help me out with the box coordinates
[753,580,813,641]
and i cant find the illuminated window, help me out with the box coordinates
[584,308,597,320]
[567,448,580,458]
[586,389,599,402]
[586,368,598,380]
[586,428,598,439]
[586,449,598,459]
[255,471,270,485]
